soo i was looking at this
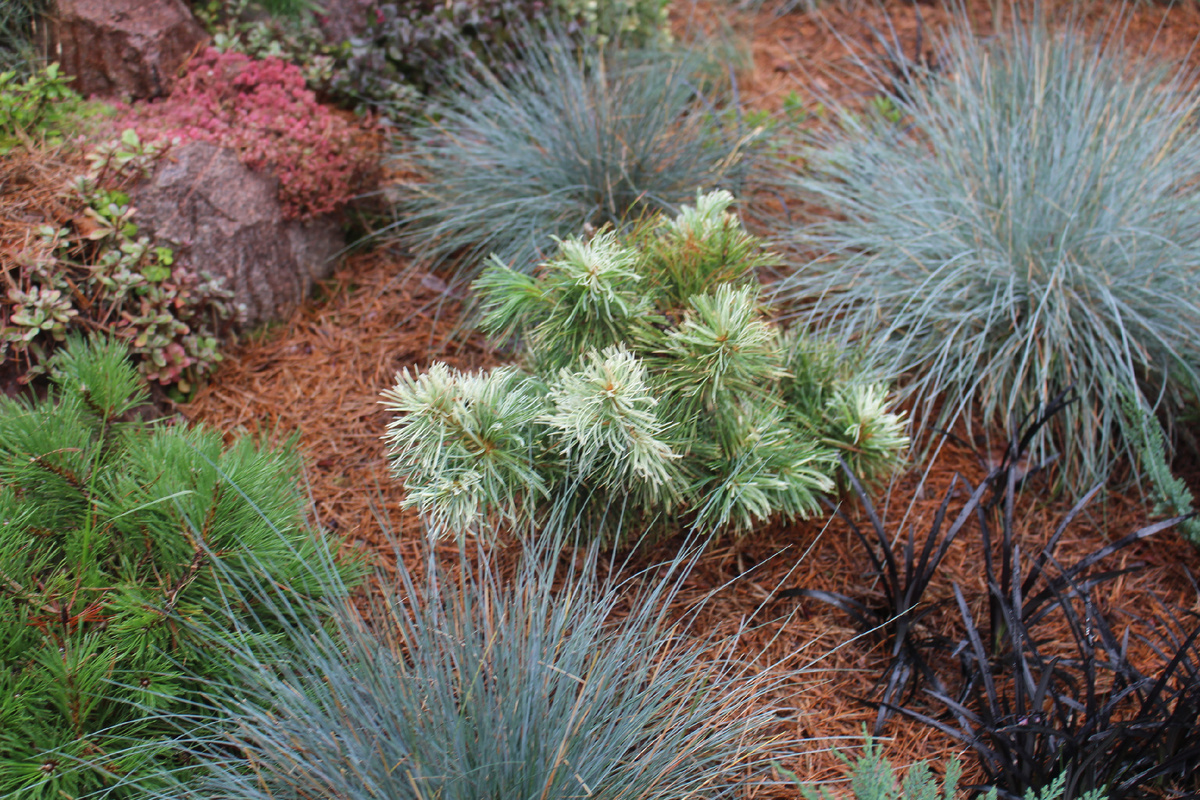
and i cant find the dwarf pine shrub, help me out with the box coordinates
[771,12,1200,493]
[0,336,356,799]
[383,190,907,538]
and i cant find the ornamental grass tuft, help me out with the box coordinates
[132,522,788,800]
[770,11,1200,493]
[388,30,769,282]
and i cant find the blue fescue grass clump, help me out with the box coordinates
[770,10,1200,493]
[132,520,789,800]
[388,29,769,282]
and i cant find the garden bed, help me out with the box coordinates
[179,248,1200,794]
[177,1,1200,793]
[7,0,1200,795]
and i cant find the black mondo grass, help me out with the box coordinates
[388,29,770,283]
[784,463,986,736]
[127,523,791,800]
[782,392,1074,736]
[888,403,1200,799]
[915,570,1200,800]
[770,7,1200,493]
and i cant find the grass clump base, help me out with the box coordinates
[140,526,785,800]
[772,9,1200,493]
[383,190,908,539]
[390,32,769,280]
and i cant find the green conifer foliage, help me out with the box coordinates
[383,190,909,538]
[0,336,353,799]
[780,735,1108,800]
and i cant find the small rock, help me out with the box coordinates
[130,141,345,331]
[420,273,448,294]
[46,0,208,100]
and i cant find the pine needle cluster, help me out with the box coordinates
[0,336,355,799]
[383,190,908,538]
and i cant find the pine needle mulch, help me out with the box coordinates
[180,249,1200,797]
[179,250,494,563]
[0,144,79,267]
[0,143,87,394]
[705,0,1200,115]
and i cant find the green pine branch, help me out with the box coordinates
[385,190,910,540]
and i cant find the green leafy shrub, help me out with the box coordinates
[383,191,907,538]
[555,0,670,45]
[335,1,669,115]
[137,524,781,800]
[342,2,551,102]
[770,12,1200,493]
[389,34,769,281]
[0,336,356,799]
[0,63,81,152]
[2,130,238,391]
[779,735,1107,800]
[197,0,670,120]
[196,0,345,92]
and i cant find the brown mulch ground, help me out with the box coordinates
[676,0,1200,114]
[176,1,1200,795]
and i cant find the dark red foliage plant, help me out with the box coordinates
[119,48,376,220]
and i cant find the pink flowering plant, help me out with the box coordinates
[120,48,376,220]
[1,130,238,392]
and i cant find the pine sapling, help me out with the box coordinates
[0,335,356,799]
[383,190,908,539]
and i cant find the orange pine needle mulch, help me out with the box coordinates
[180,250,494,556]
